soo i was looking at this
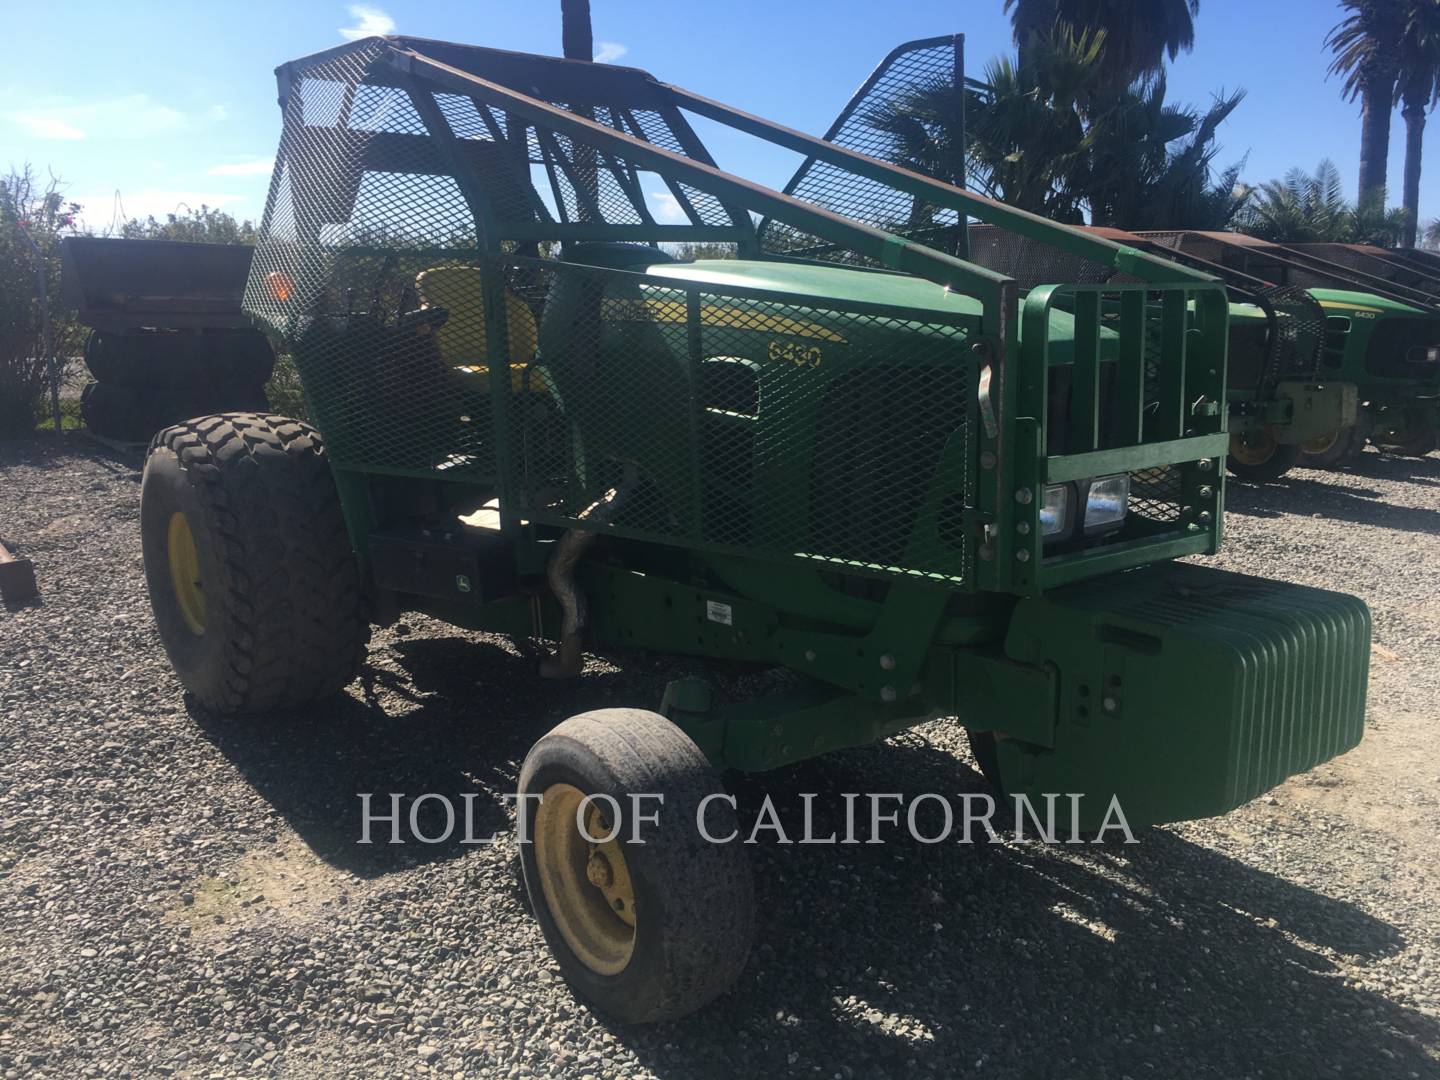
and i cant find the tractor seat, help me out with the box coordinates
[415,265,542,393]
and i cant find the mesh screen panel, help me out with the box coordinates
[1128,466,1183,524]
[1296,244,1440,299]
[514,258,975,584]
[967,225,1119,290]
[245,42,741,343]
[1259,285,1326,383]
[758,38,966,263]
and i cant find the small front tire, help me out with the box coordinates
[1227,427,1301,483]
[1301,424,1362,468]
[518,709,754,1023]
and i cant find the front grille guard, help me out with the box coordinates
[1002,282,1230,592]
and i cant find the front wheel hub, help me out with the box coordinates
[533,783,637,976]
[166,511,206,636]
[1229,427,1277,466]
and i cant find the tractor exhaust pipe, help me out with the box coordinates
[539,479,630,679]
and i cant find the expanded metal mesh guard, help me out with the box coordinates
[1299,244,1440,299]
[513,257,975,584]
[236,35,1236,592]
[758,37,968,263]
[238,38,984,585]
[1259,285,1326,383]
[967,225,1118,290]
[244,40,741,342]
[1128,466,1183,524]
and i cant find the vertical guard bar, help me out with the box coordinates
[1156,291,1189,439]
[482,256,517,523]
[1116,291,1147,445]
[685,291,705,542]
[1070,291,1101,453]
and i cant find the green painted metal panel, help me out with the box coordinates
[993,563,1370,827]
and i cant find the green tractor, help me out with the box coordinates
[1136,232,1440,465]
[138,34,1370,1022]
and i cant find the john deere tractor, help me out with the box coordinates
[1137,231,1440,464]
[139,34,1370,1022]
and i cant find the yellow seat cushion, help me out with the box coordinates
[415,265,538,367]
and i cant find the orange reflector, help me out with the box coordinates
[265,271,294,303]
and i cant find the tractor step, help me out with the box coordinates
[368,526,517,604]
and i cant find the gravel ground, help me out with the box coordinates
[2,434,1438,1079]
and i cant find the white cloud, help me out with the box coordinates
[339,4,396,41]
[594,41,628,64]
[13,114,86,140]
[207,159,274,177]
[650,190,687,224]
[6,94,185,141]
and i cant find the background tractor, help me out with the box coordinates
[137,34,1371,1022]
[1137,231,1440,464]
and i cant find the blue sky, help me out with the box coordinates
[4,0,1435,231]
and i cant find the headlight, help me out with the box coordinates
[1040,484,1072,536]
[1083,474,1130,532]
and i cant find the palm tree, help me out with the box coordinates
[1394,1,1440,247]
[1082,80,1246,228]
[560,0,592,60]
[1240,159,1409,245]
[1326,0,1406,211]
[1243,161,1353,242]
[1004,0,1200,88]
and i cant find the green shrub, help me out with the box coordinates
[0,166,84,437]
[264,350,308,420]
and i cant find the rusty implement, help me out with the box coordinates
[0,540,39,603]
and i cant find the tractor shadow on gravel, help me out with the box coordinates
[190,635,1436,1077]
[1228,471,1440,536]
[618,736,1434,1079]
[1228,449,1440,524]
[185,633,679,878]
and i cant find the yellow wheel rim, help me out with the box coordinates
[1302,429,1341,455]
[1230,427,1277,466]
[166,511,206,636]
[533,783,636,976]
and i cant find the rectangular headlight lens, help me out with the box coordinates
[1040,484,1072,537]
[1084,474,1130,531]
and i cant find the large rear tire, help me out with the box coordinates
[80,380,144,441]
[518,709,754,1023]
[140,413,367,713]
[85,329,276,388]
